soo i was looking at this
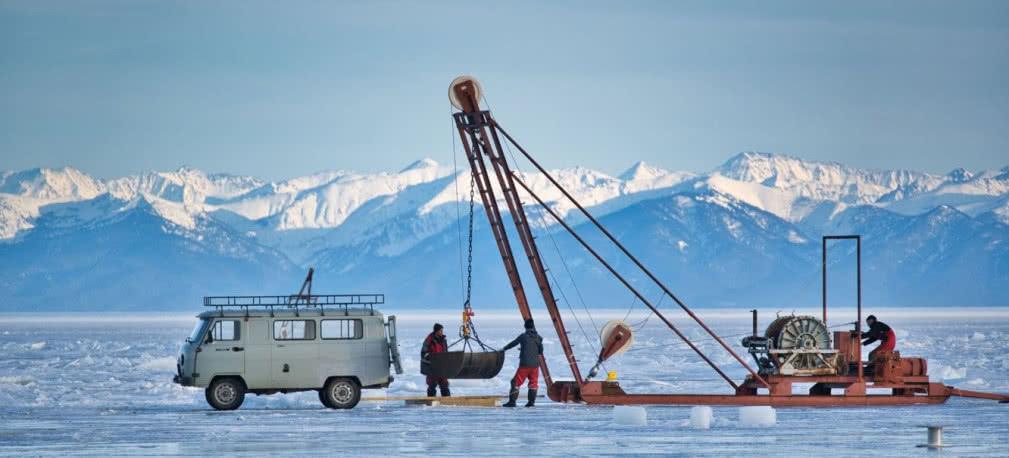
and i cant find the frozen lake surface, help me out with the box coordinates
[2,308,1008,456]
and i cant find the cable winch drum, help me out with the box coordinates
[424,351,505,379]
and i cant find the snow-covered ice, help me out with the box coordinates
[689,406,713,429]
[612,406,648,426]
[934,364,969,380]
[139,356,178,371]
[739,406,776,427]
[1,308,1008,456]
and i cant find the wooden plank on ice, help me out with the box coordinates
[405,398,501,407]
[361,395,503,407]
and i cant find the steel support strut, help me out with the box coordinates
[494,124,770,389]
[452,100,553,386]
[512,174,739,389]
[823,235,862,381]
[483,121,584,384]
[451,82,585,387]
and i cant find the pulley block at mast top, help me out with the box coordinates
[449,76,483,110]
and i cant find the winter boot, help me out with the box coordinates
[427,384,437,397]
[503,382,519,407]
[525,389,537,407]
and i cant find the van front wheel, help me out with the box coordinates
[206,377,245,410]
[323,378,360,409]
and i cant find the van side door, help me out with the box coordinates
[196,318,244,382]
[271,319,320,389]
[243,319,271,389]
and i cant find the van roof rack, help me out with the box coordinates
[203,294,385,317]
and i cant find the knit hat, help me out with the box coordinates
[524,319,535,330]
[866,315,876,323]
[433,323,444,332]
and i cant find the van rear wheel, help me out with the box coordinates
[318,389,333,408]
[206,377,245,410]
[323,378,360,409]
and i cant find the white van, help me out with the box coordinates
[173,294,403,410]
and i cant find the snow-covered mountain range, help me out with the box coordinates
[1,152,1007,311]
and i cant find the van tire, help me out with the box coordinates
[206,377,245,410]
[323,377,360,409]
[318,389,333,408]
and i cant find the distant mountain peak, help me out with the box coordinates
[619,161,668,181]
[947,167,974,182]
[924,204,969,224]
[727,151,775,161]
[720,151,790,167]
[717,151,843,183]
[0,166,104,200]
[171,165,207,177]
[401,158,440,172]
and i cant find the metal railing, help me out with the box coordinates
[203,294,385,317]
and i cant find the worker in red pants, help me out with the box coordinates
[502,318,543,407]
[421,323,450,397]
[862,314,896,361]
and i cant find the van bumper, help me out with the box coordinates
[173,375,195,386]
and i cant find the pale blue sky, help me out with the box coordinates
[2,1,1007,180]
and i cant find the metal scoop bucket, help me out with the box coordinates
[425,351,505,379]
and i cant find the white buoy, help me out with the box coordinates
[689,406,713,429]
[916,425,949,448]
[612,406,648,426]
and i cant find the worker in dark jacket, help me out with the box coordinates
[862,315,896,361]
[421,323,451,397]
[502,318,543,407]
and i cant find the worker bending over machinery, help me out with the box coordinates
[862,314,897,361]
[502,319,543,407]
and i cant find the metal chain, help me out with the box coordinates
[464,172,475,307]
[452,165,499,352]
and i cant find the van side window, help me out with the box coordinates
[321,319,363,340]
[211,320,240,341]
[274,320,316,340]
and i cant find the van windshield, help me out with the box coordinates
[187,318,210,343]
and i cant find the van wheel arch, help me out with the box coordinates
[324,375,361,388]
[210,375,248,391]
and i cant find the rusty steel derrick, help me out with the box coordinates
[448,76,1009,407]
[450,80,570,387]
